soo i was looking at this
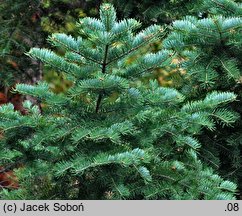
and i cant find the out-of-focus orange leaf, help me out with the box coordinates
[0,92,7,105]
[0,167,19,189]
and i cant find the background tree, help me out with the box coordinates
[0,0,44,89]
[109,0,201,25]
[163,0,242,198]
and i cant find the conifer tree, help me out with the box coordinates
[163,0,242,197]
[0,3,239,199]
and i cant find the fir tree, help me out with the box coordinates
[163,0,242,197]
[0,3,238,200]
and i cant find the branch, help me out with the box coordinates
[106,28,165,66]
[51,37,102,65]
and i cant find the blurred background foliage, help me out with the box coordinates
[0,0,43,90]
[109,0,201,25]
